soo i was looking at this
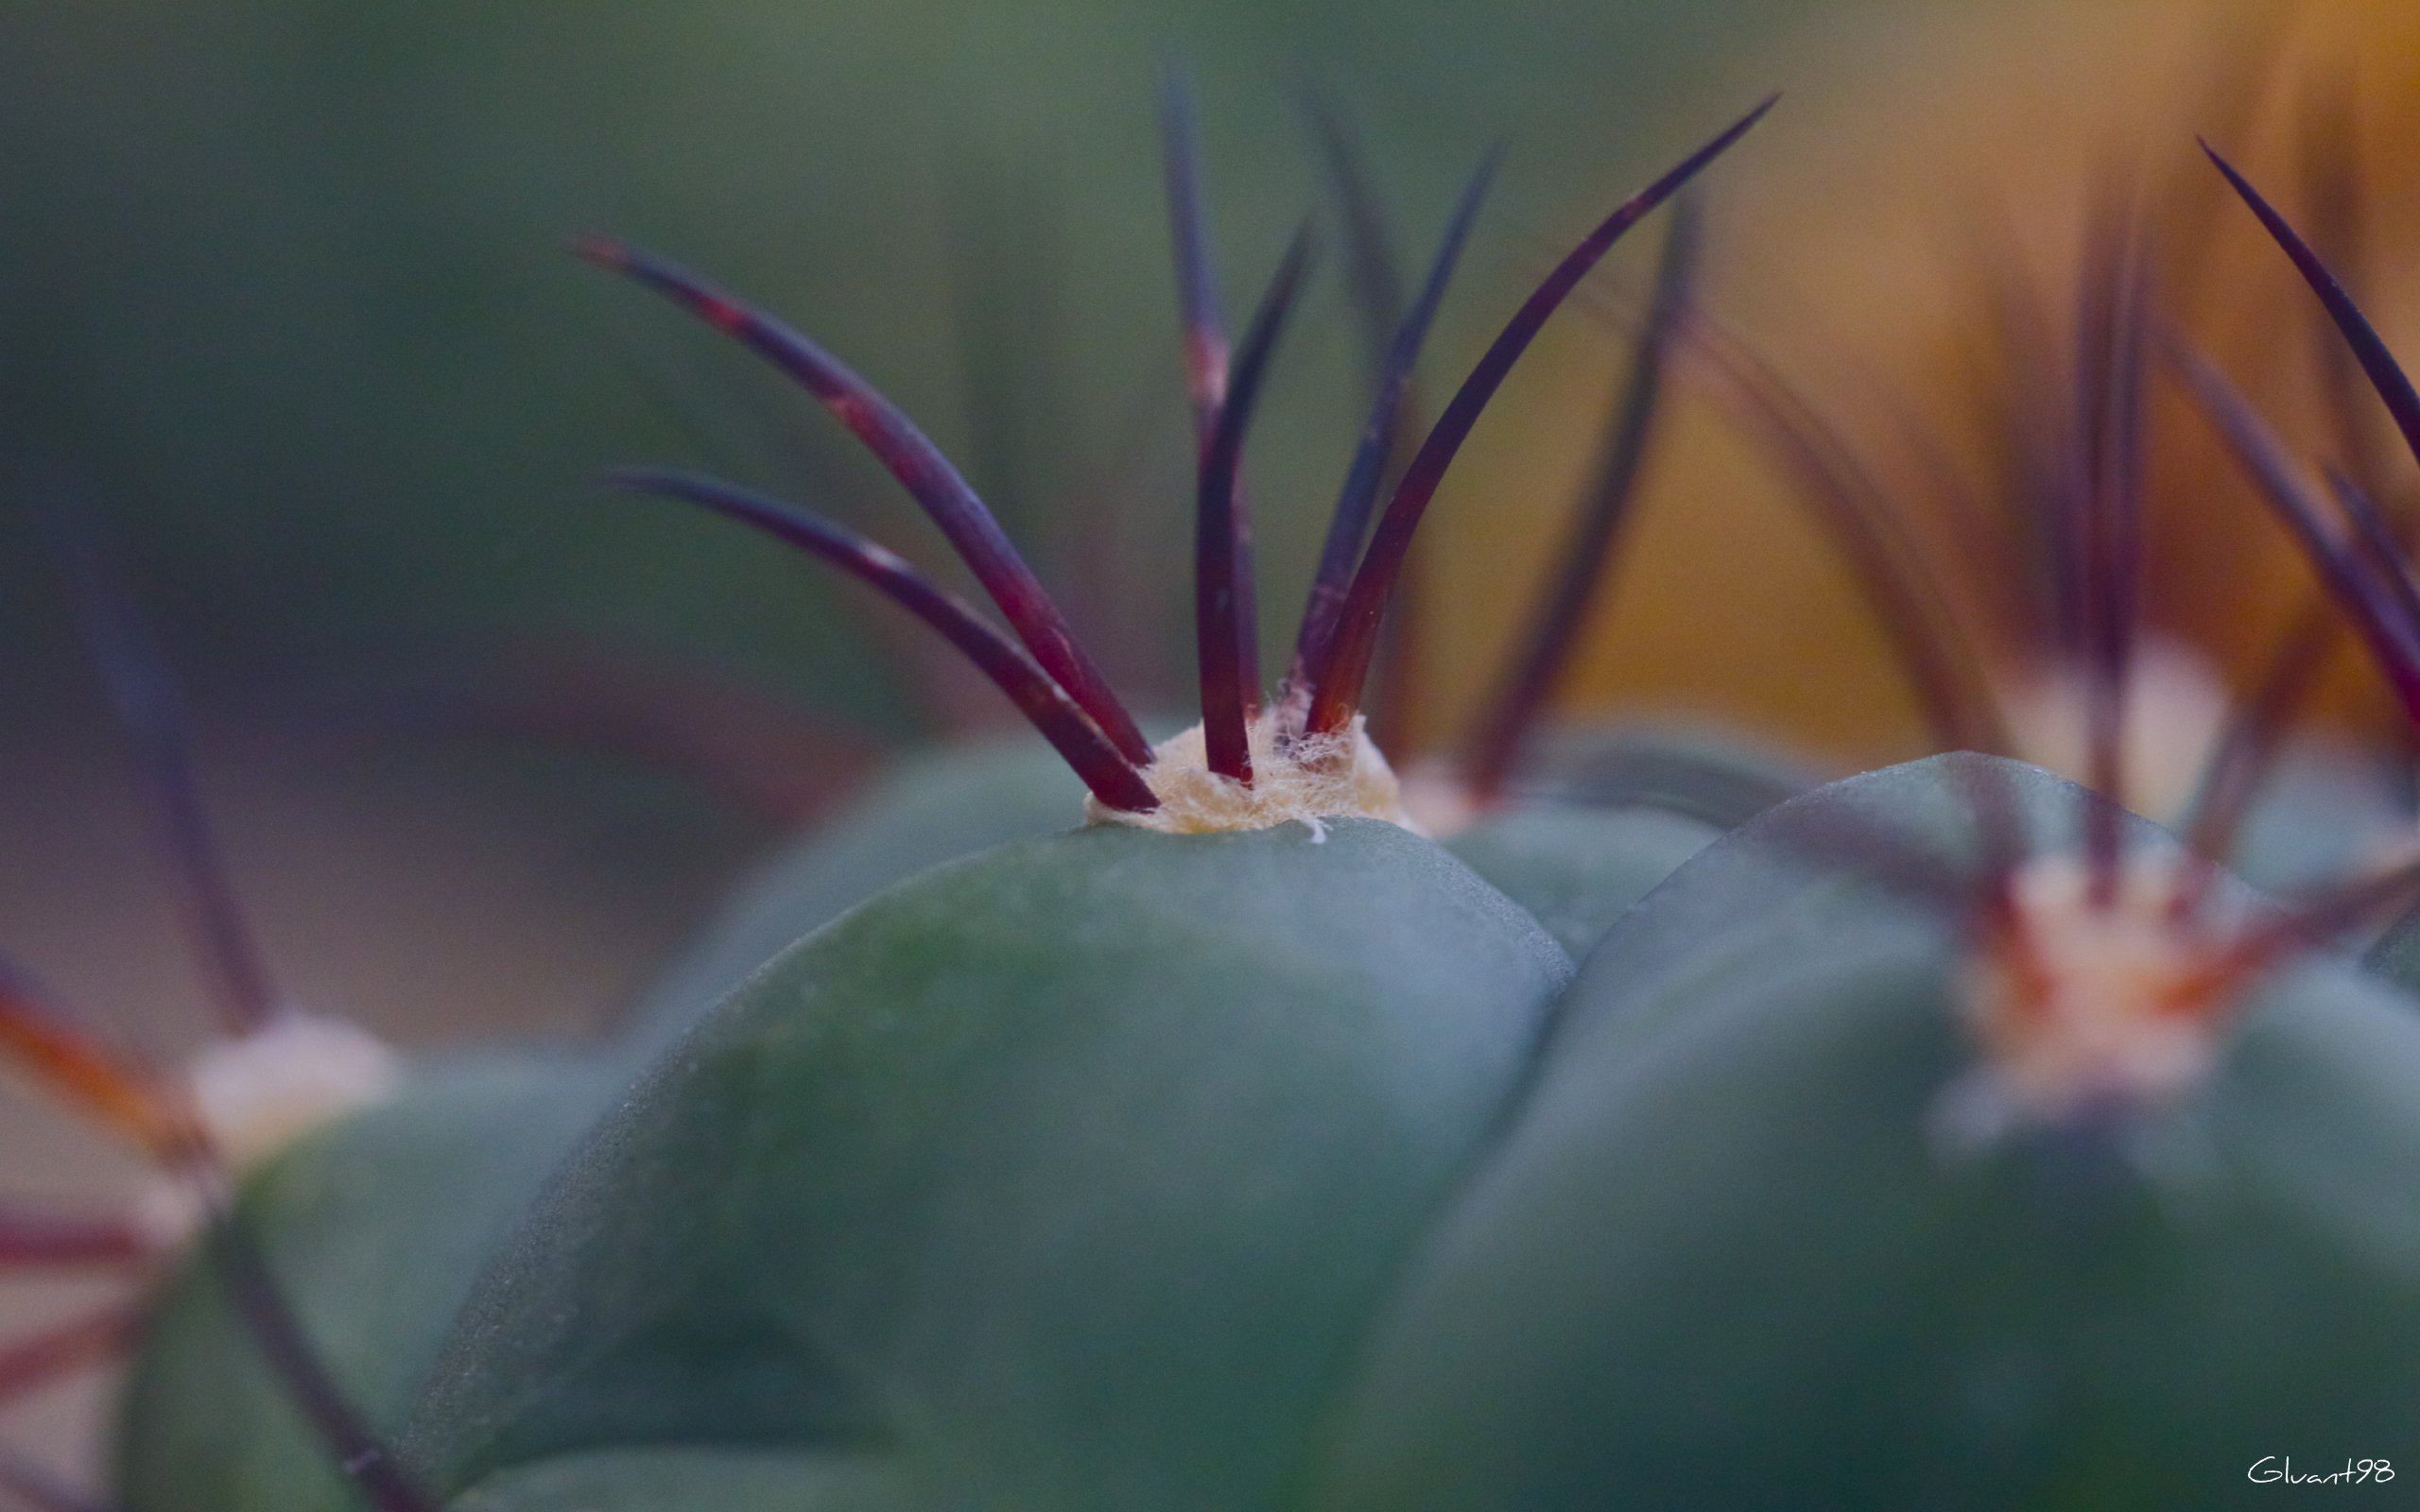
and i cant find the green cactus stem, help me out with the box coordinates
[405,820,1572,1507]
[1313,755,2420,1509]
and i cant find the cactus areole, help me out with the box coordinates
[579,93,1776,840]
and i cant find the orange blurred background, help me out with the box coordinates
[1429,0,2420,772]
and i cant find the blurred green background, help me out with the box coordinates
[0,0,1883,717]
[0,0,1918,1070]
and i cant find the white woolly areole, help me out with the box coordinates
[2002,639,2228,825]
[132,1016,402,1248]
[1085,710,1418,835]
[1939,850,2238,1148]
[1396,764,1484,839]
[185,1015,401,1171]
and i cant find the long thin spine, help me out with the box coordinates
[1304,95,1777,735]
[199,1216,436,1512]
[2180,600,2339,863]
[2074,208,2150,902]
[1285,152,1497,715]
[603,470,1160,812]
[1463,198,1699,801]
[1658,301,2008,755]
[43,497,282,1035]
[0,1005,424,1507]
[0,963,190,1160]
[573,238,1153,766]
[2165,340,2420,721]
[0,1306,136,1408]
[159,1120,436,1508]
[2201,846,2420,993]
[1196,229,1317,782]
[2178,300,2417,861]
[2325,465,2420,630]
[0,1209,152,1271]
[2204,143,2420,477]
[605,341,971,737]
[1158,72,1261,709]
[1297,94,1434,746]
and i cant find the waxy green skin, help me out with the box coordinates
[1316,756,2420,1509]
[113,727,1736,1512]
[115,1057,620,1512]
[625,737,1086,1056]
[631,722,1790,1050]
[2223,737,2412,899]
[446,1449,918,1510]
[406,758,2420,1511]
[403,818,1571,1509]
[1445,803,1720,957]
[115,747,2420,1511]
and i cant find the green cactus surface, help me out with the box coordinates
[116,1057,621,1512]
[403,818,1572,1509]
[1316,756,2420,1509]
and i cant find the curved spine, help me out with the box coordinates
[1305,95,1777,734]
[604,469,1160,813]
[575,237,1153,766]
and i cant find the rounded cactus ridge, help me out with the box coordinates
[628,720,1800,1056]
[115,1056,622,1512]
[403,819,1572,1509]
[622,737,1090,1056]
[1443,802,1727,958]
[1310,755,2420,1509]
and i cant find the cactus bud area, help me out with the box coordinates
[183,1018,402,1177]
[1085,711,1412,834]
[130,1016,405,1249]
[1943,849,2244,1143]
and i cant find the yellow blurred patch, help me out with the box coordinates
[1449,0,2420,773]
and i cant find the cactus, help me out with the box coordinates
[26,49,2420,1512]
[73,84,1780,1512]
[1317,756,2420,1507]
[4,496,593,1512]
[1316,142,2420,1508]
